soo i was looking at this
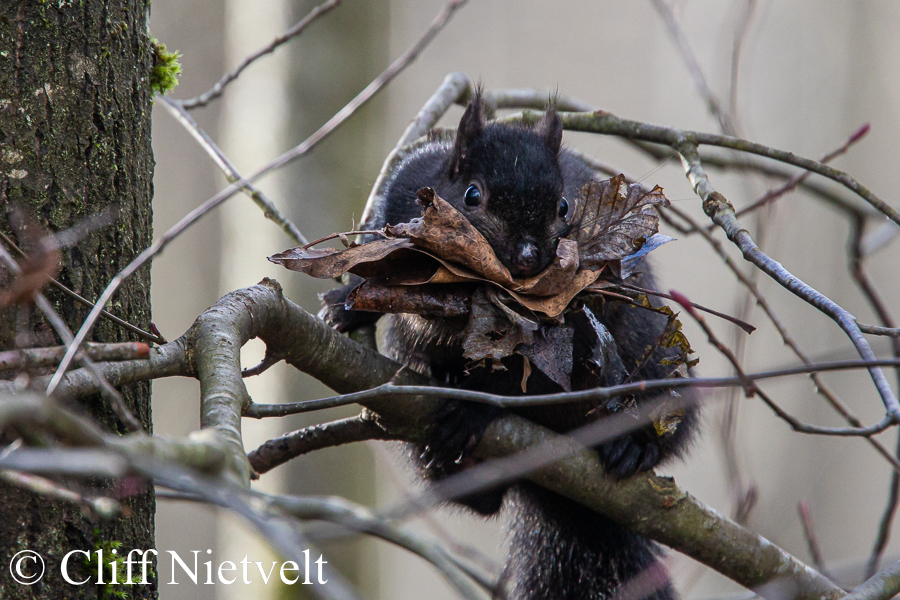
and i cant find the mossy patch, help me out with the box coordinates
[149,37,181,96]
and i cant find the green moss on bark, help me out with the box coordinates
[149,37,181,96]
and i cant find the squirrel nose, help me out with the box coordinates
[510,241,540,277]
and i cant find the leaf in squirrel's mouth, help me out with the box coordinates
[269,174,672,318]
[269,174,688,394]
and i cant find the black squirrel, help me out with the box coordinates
[321,93,697,599]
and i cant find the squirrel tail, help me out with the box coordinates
[503,483,676,600]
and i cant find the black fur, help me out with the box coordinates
[320,94,697,600]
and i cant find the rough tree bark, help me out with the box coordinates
[0,1,155,598]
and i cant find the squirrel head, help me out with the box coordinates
[445,92,569,278]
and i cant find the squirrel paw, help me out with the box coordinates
[596,433,662,479]
[418,400,496,476]
[415,400,504,515]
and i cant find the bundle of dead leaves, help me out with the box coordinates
[270,174,693,392]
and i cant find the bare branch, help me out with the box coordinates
[733,123,870,220]
[7,279,857,598]
[0,340,189,401]
[0,469,120,518]
[503,110,900,224]
[859,324,900,338]
[676,141,900,422]
[0,244,142,431]
[663,203,900,471]
[178,0,342,110]
[159,97,308,245]
[0,342,149,372]
[0,394,228,475]
[248,415,395,475]
[246,356,900,436]
[45,0,471,395]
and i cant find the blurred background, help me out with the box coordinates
[148,1,900,598]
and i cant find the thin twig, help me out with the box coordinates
[0,342,149,372]
[178,0,341,110]
[241,352,282,378]
[619,282,755,333]
[0,226,166,345]
[668,290,755,392]
[0,245,142,432]
[728,0,757,127]
[859,323,900,338]
[45,0,470,395]
[649,0,736,135]
[0,470,120,518]
[360,72,472,227]
[265,494,489,599]
[669,289,826,440]
[246,358,900,436]
[732,123,870,220]
[676,141,900,421]
[160,97,307,245]
[797,500,831,577]
[302,229,383,249]
[365,442,503,579]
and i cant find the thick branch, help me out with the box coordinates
[193,280,839,599]
[248,415,395,475]
[478,414,842,600]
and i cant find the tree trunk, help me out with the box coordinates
[0,1,155,598]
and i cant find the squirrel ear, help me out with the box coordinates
[449,92,485,178]
[535,103,562,156]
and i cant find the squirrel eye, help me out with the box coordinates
[464,184,482,207]
[558,197,569,218]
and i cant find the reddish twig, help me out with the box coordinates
[0,342,149,372]
[732,123,870,220]
[619,282,755,333]
[798,500,831,577]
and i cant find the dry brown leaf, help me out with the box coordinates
[462,287,538,364]
[651,399,686,436]
[0,246,59,308]
[519,323,575,392]
[569,175,669,269]
[271,175,672,322]
[387,188,516,286]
